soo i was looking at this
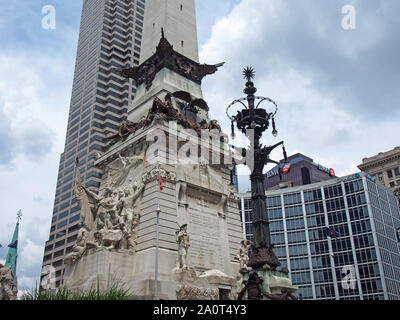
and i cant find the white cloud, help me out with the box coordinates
[0,44,74,291]
[20,240,45,270]
[200,0,400,179]
[16,276,37,293]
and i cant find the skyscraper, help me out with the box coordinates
[41,0,146,288]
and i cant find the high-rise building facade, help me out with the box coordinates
[358,146,400,206]
[41,0,146,288]
[239,172,400,300]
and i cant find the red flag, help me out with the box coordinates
[157,171,163,191]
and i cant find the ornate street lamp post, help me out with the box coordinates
[227,67,290,270]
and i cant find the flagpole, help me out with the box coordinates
[154,163,161,299]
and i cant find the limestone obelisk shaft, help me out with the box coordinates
[140,0,199,63]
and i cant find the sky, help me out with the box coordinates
[0,0,399,292]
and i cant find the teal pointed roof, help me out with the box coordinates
[5,210,22,278]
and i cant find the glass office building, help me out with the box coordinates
[41,0,145,287]
[239,172,400,300]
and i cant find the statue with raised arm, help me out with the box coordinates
[120,183,145,252]
[74,157,101,231]
[110,153,145,187]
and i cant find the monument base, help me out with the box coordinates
[64,249,240,300]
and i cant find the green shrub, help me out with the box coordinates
[21,282,133,300]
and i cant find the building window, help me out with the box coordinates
[287,231,306,243]
[67,234,78,243]
[311,255,331,268]
[267,196,281,207]
[309,241,329,255]
[304,189,322,203]
[326,198,345,211]
[290,257,309,270]
[268,208,282,220]
[270,220,284,232]
[305,202,324,215]
[315,284,335,298]
[284,193,302,205]
[313,270,333,283]
[288,244,308,256]
[394,168,400,177]
[55,240,65,248]
[296,286,313,299]
[387,170,393,179]
[291,271,311,285]
[285,205,303,218]
[324,185,343,199]
[53,249,64,258]
[286,217,305,231]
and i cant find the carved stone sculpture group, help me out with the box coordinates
[64,157,144,264]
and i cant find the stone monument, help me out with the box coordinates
[0,264,17,300]
[63,34,243,299]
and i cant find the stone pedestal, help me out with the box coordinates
[64,248,135,292]
[238,270,298,300]
[174,269,238,300]
[64,248,240,300]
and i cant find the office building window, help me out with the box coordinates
[304,189,322,203]
[315,284,335,298]
[284,193,302,205]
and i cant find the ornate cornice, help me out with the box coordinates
[119,33,224,90]
[358,153,400,171]
[107,96,222,146]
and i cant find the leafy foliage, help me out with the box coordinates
[21,282,134,300]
